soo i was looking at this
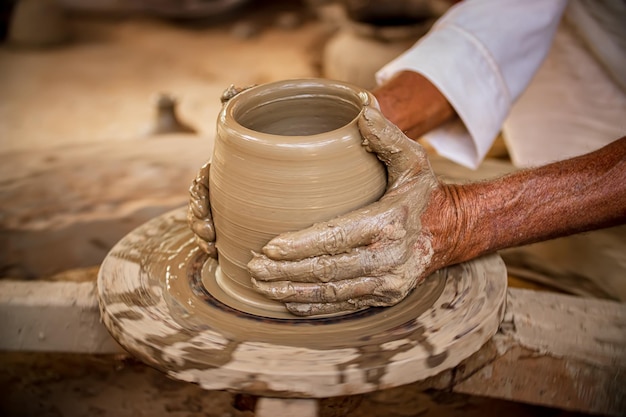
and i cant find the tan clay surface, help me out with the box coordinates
[209,79,386,315]
[97,208,507,398]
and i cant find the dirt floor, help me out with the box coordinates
[0,352,588,417]
[0,1,605,416]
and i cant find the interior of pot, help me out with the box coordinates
[231,81,365,136]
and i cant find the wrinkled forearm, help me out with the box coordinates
[423,136,626,267]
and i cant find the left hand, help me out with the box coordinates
[248,107,446,316]
[187,161,217,258]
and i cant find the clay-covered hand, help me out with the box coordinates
[187,161,217,258]
[187,84,255,258]
[248,107,444,316]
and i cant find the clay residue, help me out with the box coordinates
[98,208,507,398]
[249,107,440,316]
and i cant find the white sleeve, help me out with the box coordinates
[376,0,568,169]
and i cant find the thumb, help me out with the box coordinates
[358,106,430,184]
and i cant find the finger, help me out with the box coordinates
[359,107,429,183]
[195,236,217,259]
[187,206,215,242]
[285,294,399,316]
[262,203,406,261]
[190,217,215,242]
[285,301,363,316]
[251,276,383,303]
[189,180,210,219]
[248,243,407,283]
[189,162,211,219]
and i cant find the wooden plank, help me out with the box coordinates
[0,280,123,354]
[453,343,625,415]
[450,289,626,415]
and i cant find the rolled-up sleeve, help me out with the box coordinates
[376,0,567,169]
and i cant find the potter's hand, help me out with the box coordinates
[248,107,444,316]
[187,161,217,258]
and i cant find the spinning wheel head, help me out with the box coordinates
[98,208,507,398]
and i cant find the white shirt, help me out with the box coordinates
[376,0,626,169]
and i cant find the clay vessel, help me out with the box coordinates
[210,78,387,313]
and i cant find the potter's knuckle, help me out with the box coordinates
[190,199,209,219]
[195,236,217,258]
[322,226,348,254]
[394,205,410,223]
[372,245,403,269]
[320,284,339,302]
[396,243,412,263]
[190,177,205,194]
[374,251,395,271]
[283,282,294,297]
[361,252,379,275]
[311,256,338,282]
[192,219,214,241]
[376,210,407,240]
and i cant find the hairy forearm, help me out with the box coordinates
[373,70,456,139]
[425,136,626,267]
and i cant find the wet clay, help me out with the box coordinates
[97,208,508,398]
[209,79,387,316]
[248,106,440,316]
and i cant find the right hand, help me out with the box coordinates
[248,107,447,316]
[187,161,217,258]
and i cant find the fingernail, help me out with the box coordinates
[263,242,287,259]
[247,257,272,280]
[286,303,313,316]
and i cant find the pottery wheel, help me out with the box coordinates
[97,208,507,398]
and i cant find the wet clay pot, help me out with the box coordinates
[209,78,387,313]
